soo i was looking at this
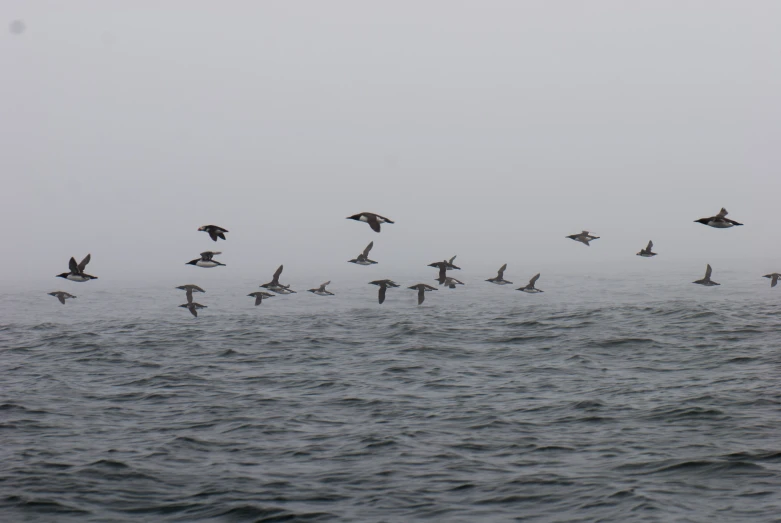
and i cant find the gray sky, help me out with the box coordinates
[2,1,780,287]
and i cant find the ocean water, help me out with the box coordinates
[2,273,781,522]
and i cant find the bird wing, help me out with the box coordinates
[57,293,66,304]
[68,257,79,274]
[647,241,653,251]
[208,230,218,241]
[449,255,457,264]
[423,284,438,290]
[363,242,374,257]
[186,288,193,304]
[582,238,591,246]
[705,264,712,279]
[717,208,728,218]
[189,306,198,317]
[368,217,381,233]
[773,275,779,288]
[192,285,205,293]
[273,265,284,281]
[497,264,507,278]
[418,287,425,304]
[438,265,446,280]
[378,286,387,304]
[78,254,91,272]
[530,273,540,285]
[581,230,589,235]
[319,281,330,291]
[255,295,263,306]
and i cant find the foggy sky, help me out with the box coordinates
[2,1,780,288]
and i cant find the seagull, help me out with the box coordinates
[693,264,720,286]
[247,291,275,306]
[408,283,437,305]
[346,212,395,233]
[348,242,378,265]
[56,254,98,282]
[566,231,599,246]
[440,276,464,289]
[308,281,334,296]
[198,225,229,242]
[186,251,225,268]
[763,273,780,288]
[48,291,76,304]
[695,208,743,228]
[179,302,207,317]
[369,279,400,304]
[637,241,657,257]
[176,284,205,304]
[261,265,296,294]
[517,273,543,293]
[486,264,512,285]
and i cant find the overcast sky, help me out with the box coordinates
[2,1,780,287]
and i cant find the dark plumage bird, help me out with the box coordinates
[176,284,205,304]
[486,264,512,285]
[694,208,743,228]
[445,255,460,270]
[198,225,229,242]
[517,273,543,293]
[348,242,378,265]
[428,261,450,284]
[763,273,780,288]
[308,281,334,296]
[566,231,599,246]
[179,302,207,317]
[693,264,720,286]
[56,254,98,282]
[370,279,399,304]
[346,212,394,233]
[408,283,437,305]
[48,291,76,304]
[186,251,225,268]
[637,240,657,257]
[440,276,464,289]
[261,265,296,294]
[247,291,275,306]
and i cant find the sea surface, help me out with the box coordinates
[2,273,781,522]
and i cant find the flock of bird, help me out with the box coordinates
[48,208,780,316]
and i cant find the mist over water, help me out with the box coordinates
[3,276,781,521]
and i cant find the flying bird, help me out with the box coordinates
[247,291,275,306]
[48,291,76,304]
[346,212,394,233]
[348,242,378,265]
[186,251,225,268]
[179,302,207,317]
[176,284,205,304]
[445,255,460,270]
[517,273,543,293]
[486,264,512,285]
[637,241,657,257]
[308,281,334,296]
[763,273,780,288]
[408,283,437,305]
[694,208,743,228]
[439,276,464,289]
[369,279,400,304]
[693,264,720,286]
[198,225,229,242]
[566,231,600,246]
[56,254,98,282]
[428,261,450,284]
[261,265,296,294]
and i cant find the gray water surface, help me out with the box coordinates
[2,278,781,522]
